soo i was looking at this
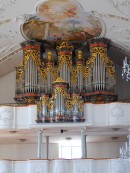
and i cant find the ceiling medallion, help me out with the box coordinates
[21,0,104,43]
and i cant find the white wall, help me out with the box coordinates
[0,143,59,160]
[0,71,16,104]
[87,142,124,158]
[0,141,124,160]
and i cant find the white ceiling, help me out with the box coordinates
[0,0,130,77]
[0,126,129,144]
[0,0,130,144]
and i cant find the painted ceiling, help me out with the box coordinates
[0,0,130,76]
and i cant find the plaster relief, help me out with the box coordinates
[0,0,17,19]
[33,164,45,173]
[110,105,125,119]
[73,160,90,173]
[0,107,14,127]
[112,161,126,173]
[0,161,12,173]
[108,103,127,124]
[108,0,130,16]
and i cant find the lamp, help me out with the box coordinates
[122,57,130,81]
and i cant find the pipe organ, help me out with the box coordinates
[84,39,117,102]
[15,41,42,104]
[15,38,117,123]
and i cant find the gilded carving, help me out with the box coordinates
[90,47,115,79]
[46,52,54,71]
[53,68,59,81]
[66,99,73,110]
[39,67,47,80]
[57,42,73,50]
[83,67,91,79]
[23,49,40,70]
[78,100,84,112]
[58,55,71,70]
[71,68,77,84]
[25,97,36,104]
[72,95,79,104]
[37,101,42,113]
[48,99,54,110]
[53,87,67,99]
[16,65,24,82]
[41,96,49,105]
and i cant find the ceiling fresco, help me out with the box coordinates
[21,0,103,42]
[0,0,130,76]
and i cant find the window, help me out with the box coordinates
[59,140,81,159]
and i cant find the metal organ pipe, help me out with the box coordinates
[58,93,61,115]
[28,58,31,93]
[96,55,98,90]
[28,58,30,93]
[30,58,32,92]
[99,54,101,90]
[95,56,97,91]
[102,56,105,90]
[30,58,33,93]
[100,55,102,90]
[93,57,96,91]
[103,61,105,90]
[24,57,38,93]
[78,71,83,92]
[25,63,27,93]
[32,59,37,93]
[32,58,35,93]
[27,59,30,92]
[60,61,71,86]
[97,54,99,90]
[98,54,101,90]
[60,93,62,115]
[92,54,106,91]
[85,74,91,92]
[55,93,59,115]
[47,72,51,93]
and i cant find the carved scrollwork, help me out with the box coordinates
[72,95,79,105]
[66,99,73,110]
[83,66,91,79]
[58,55,71,70]
[37,101,42,113]
[53,68,59,81]
[23,50,40,69]
[41,96,49,105]
[71,68,77,84]
[91,47,115,79]
[107,59,115,79]
[48,99,54,110]
[46,52,54,71]
[54,87,67,99]
[78,100,84,112]
[16,64,24,82]
[39,67,47,80]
